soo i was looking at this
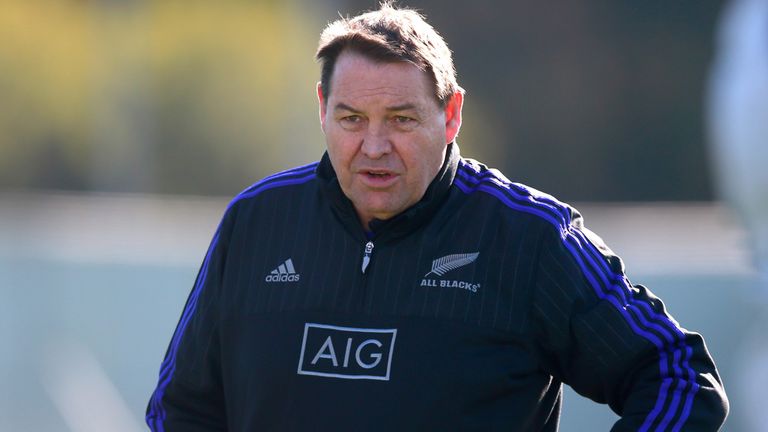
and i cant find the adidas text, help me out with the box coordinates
[266,274,300,283]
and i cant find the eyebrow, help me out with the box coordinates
[386,103,417,112]
[333,102,419,113]
[333,103,360,113]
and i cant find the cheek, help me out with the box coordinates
[326,129,347,154]
[415,134,448,171]
[326,132,359,175]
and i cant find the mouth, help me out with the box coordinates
[358,169,398,187]
[365,170,393,179]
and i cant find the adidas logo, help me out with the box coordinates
[265,258,300,283]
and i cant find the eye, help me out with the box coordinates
[392,115,418,130]
[338,115,365,130]
[340,114,363,123]
[341,115,361,123]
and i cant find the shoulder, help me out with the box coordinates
[455,159,622,274]
[225,161,319,213]
[454,157,576,237]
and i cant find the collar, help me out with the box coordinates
[316,142,460,241]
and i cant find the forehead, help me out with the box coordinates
[329,51,437,108]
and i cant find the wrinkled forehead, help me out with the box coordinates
[328,51,438,108]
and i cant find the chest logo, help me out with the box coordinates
[265,258,300,283]
[424,252,480,276]
[421,252,481,293]
[297,323,397,381]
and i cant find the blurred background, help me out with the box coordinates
[0,0,728,199]
[1,0,765,430]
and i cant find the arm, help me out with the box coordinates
[146,207,236,431]
[531,209,728,431]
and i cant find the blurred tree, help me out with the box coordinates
[0,0,322,195]
[0,1,93,190]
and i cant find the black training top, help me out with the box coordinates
[147,143,728,431]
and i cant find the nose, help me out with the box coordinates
[361,124,392,159]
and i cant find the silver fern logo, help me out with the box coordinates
[424,252,480,277]
[421,252,481,293]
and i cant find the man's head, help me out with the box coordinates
[316,3,464,229]
[316,2,462,108]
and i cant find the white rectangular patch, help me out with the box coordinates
[297,323,397,381]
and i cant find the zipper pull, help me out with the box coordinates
[361,241,374,274]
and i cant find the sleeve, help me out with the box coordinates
[145,206,237,431]
[530,209,729,431]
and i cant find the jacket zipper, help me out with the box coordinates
[361,241,374,273]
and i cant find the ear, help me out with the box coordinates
[317,81,327,132]
[444,91,464,144]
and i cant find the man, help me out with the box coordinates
[147,3,728,430]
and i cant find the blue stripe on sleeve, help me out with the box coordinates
[146,165,317,430]
[455,160,699,431]
[146,230,220,430]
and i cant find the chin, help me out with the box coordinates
[365,209,395,221]
[360,203,399,221]
[354,194,412,221]
[356,198,393,215]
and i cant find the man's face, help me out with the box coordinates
[318,50,462,229]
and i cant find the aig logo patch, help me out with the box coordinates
[297,323,397,381]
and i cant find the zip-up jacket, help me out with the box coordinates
[146,143,728,431]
